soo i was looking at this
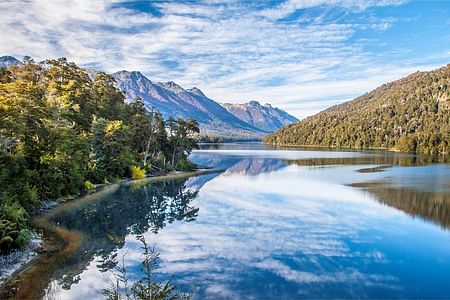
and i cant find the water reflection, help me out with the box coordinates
[350,165,450,230]
[224,159,286,176]
[357,184,450,229]
[145,164,450,299]
[20,146,450,299]
[19,177,199,299]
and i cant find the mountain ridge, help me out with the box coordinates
[112,70,265,139]
[112,70,297,139]
[265,64,450,154]
[222,100,299,133]
[0,56,22,68]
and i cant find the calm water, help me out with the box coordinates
[39,144,450,299]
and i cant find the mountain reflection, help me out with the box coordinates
[12,147,450,300]
[187,156,288,190]
[143,163,450,299]
[47,177,199,290]
[189,152,450,234]
[224,158,286,176]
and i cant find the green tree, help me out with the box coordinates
[167,118,199,169]
[92,118,134,181]
[0,57,201,253]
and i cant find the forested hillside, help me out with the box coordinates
[265,64,450,155]
[0,57,199,253]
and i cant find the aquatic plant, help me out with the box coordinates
[103,235,190,300]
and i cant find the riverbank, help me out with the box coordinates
[0,168,222,299]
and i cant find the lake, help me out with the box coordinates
[18,144,450,299]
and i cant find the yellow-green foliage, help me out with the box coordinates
[265,64,450,155]
[84,180,96,190]
[130,165,146,179]
[0,57,198,253]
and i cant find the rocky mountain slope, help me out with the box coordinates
[265,64,450,154]
[113,71,264,139]
[222,101,298,132]
[113,70,296,139]
[0,56,22,68]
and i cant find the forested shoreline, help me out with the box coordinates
[0,58,200,254]
[265,64,450,155]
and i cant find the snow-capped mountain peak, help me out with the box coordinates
[188,87,206,97]
[222,101,298,133]
[0,56,22,68]
[112,70,267,139]
[158,81,185,93]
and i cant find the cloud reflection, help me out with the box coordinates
[43,149,450,299]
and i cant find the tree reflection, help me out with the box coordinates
[45,177,199,291]
[286,153,448,168]
[351,182,450,230]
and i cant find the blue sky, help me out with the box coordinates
[1,0,449,118]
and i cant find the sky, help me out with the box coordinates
[1,0,450,119]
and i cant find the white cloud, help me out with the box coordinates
[48,164,406,298]
[0,0,446,119]
[257,0,407,21]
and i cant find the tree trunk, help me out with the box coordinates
[143,134,152,166]
[171,145,176,169]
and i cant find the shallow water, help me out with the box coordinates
[35,144,450,299]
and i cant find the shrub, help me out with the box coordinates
[0,201,30,254]
[130,165,146,179]
[102,235,190,300]
[84,180,96,190]
[175,158,196,171]
[15,229,33,249]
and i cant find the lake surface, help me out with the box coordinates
[33,144,450,299]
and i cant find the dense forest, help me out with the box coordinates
[265,64,450,155]
[0,58,199,253]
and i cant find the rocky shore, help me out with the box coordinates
[0,235,43,287]
[0,200,58,288]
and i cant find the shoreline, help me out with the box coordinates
[0,235,43,288]
[262,142,450,158]
[262,141,403,152]
[0,168,222,299]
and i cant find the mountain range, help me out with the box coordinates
[113,71,262,139]
[0,56,298,139]
[222,101,298,132]
[0,56,22,68]
[112,70,297,139]
[265,64,450,155]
